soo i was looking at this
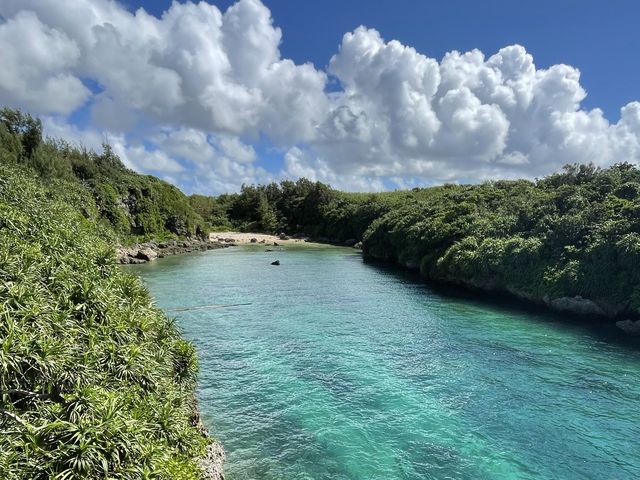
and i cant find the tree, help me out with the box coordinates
[0,107,42,159]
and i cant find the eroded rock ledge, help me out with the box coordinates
[117,238,227,264]
[199,442,225,480]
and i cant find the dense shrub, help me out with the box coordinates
[215,163,640,317]
[0,166,207,478]
[0,108,207,242]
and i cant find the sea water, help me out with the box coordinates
[129,246,640,479]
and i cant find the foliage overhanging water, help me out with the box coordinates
[130,246,640,480]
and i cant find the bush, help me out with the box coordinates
[0,166,208,479]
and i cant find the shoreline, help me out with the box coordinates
[117,231,351,265]
[116,238,225,264]
[210,231,329,246]
[363,253,640,333]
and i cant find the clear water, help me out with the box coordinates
[129,246,640,480]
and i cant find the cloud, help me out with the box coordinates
[0,0,327,141]
[309,30,640,181]
[0,11,90,114]
[283,147,385,192]
[1,1,639,193]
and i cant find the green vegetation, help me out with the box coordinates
[0,165,208,478]
[1,104,639,477]
[0,108,208,243]
[213,164,640,318]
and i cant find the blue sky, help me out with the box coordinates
[1,0,639,194]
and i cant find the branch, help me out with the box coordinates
[1,389,59,402]
[0,408,27,427]
[1,389,51,400]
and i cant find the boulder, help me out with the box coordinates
[278,233,289,240]
[136,248,158,262]
[250,238,258,243]
[271,260,280,265]
[546,296,606,317]
[128,257,148,264]
[616,319,640,335]
[353,241,363,249]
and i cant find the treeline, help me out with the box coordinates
[205,166,640,319]
[2,106,639,478]
[0,108,207,242]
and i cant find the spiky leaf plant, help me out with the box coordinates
[0,166,208,479]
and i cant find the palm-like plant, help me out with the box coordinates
[0,166,209,478]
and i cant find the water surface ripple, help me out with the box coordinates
[130,246,640,480]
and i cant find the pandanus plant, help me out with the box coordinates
[0,166,209,478]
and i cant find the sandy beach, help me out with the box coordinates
[209,231,315,245]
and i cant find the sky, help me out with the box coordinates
[1,0,639,194]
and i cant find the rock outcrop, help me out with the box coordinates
[616,319,640,335]
[136,247,158,262]
[199,442,225,480]
[544,295,607,317]
[117,238,224,264]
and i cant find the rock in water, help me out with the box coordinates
[271,260,280,265]
[616,319,640,335]
[136,248,158,261]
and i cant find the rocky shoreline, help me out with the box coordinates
[116,232,361,265]
[190,397,225,480]
[116,238,229,264]
[199,442,225,480]
[365,253,640,335]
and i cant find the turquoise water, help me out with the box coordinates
[130,246,640,480]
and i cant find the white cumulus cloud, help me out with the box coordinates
[0,1,639,193]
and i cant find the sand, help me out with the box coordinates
[209,231,313,245]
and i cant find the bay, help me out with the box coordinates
[129,245,640,480]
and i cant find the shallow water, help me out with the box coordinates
[130,246,640,480]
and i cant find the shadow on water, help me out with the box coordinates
[359,256,640,352]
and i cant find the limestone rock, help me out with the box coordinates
[546,296,606,317]
[136,248,158,262]
[616,319,640,335]
[199,442,225,480]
